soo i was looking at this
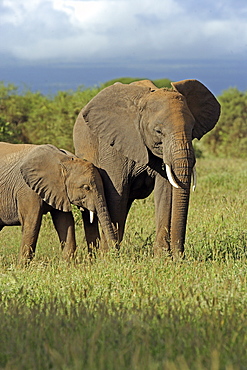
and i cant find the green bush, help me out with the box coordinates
[201,88,247,158]
[0,82,101,151]
[101,77,172,88]
[0,83,24,143]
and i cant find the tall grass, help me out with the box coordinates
[0,158,246,369]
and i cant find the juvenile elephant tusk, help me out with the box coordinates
[192,166,197,192]
[165,164,180,189]
[90,211,94,224]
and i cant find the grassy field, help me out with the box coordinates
[0,158,246,369]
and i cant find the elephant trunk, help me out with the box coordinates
[163,139,195,256]
[95,193,118,246]
[170,186,191,256]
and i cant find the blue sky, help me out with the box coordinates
[0,0,246,96]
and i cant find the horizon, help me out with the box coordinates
[1,57,246,97]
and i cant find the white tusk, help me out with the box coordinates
[192,166,197,191]
[89,211,94,224]
[165,164,180,189]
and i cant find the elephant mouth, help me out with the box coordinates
[153,143,163,156]
[154,141,162,149]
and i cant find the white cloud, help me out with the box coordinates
[0,0,247,64]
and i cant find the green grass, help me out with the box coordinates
[0,158,247,369]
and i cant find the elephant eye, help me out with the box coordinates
[154,128,162,135]
[83,184,91,191]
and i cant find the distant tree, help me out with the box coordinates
[101,77,172,89]
[21,86,101,152]
[0,82,24,142]
[152,78,172,88]
[0,82,101,151]
[201,88,247,158]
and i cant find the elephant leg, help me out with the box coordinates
[153,173,172,256]
[81,209,101,255]
[102,197,132,247]
[17,195,44,264]
[19,212,43,264]
[50,210,77,260]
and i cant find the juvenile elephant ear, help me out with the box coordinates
[20,145,72,212]
[82,83,150,165]
[171,79,221,140]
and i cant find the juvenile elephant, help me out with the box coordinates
[0,142,117,263]
[73,79,220,257]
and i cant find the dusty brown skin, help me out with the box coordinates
[73,79,220,257]
[0,143,117,263]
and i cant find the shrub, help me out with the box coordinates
[201,88,247,158]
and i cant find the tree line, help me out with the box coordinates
[0,78,246,157]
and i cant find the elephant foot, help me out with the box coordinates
[18,247,35,267]
[87,239,120,260]
[153,246,185,262]
[154,233,185,260]
[154,243,185,260]
[61,241,76,262]
[153,245,172,259]
[153,232,171,258]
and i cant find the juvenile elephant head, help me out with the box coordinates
[80,79,220,254]
[20,145,117,244]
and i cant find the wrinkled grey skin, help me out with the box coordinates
[73,79,220,257]
[0,142,117,263]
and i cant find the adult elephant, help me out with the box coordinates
[73,79,220,257]
[0,142,117,263]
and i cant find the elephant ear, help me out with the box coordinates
[82,83,150,165]
[171,79,221,140]
[20,144,72,212]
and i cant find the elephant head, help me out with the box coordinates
[81,79,220,255]
[20,145,117,245]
